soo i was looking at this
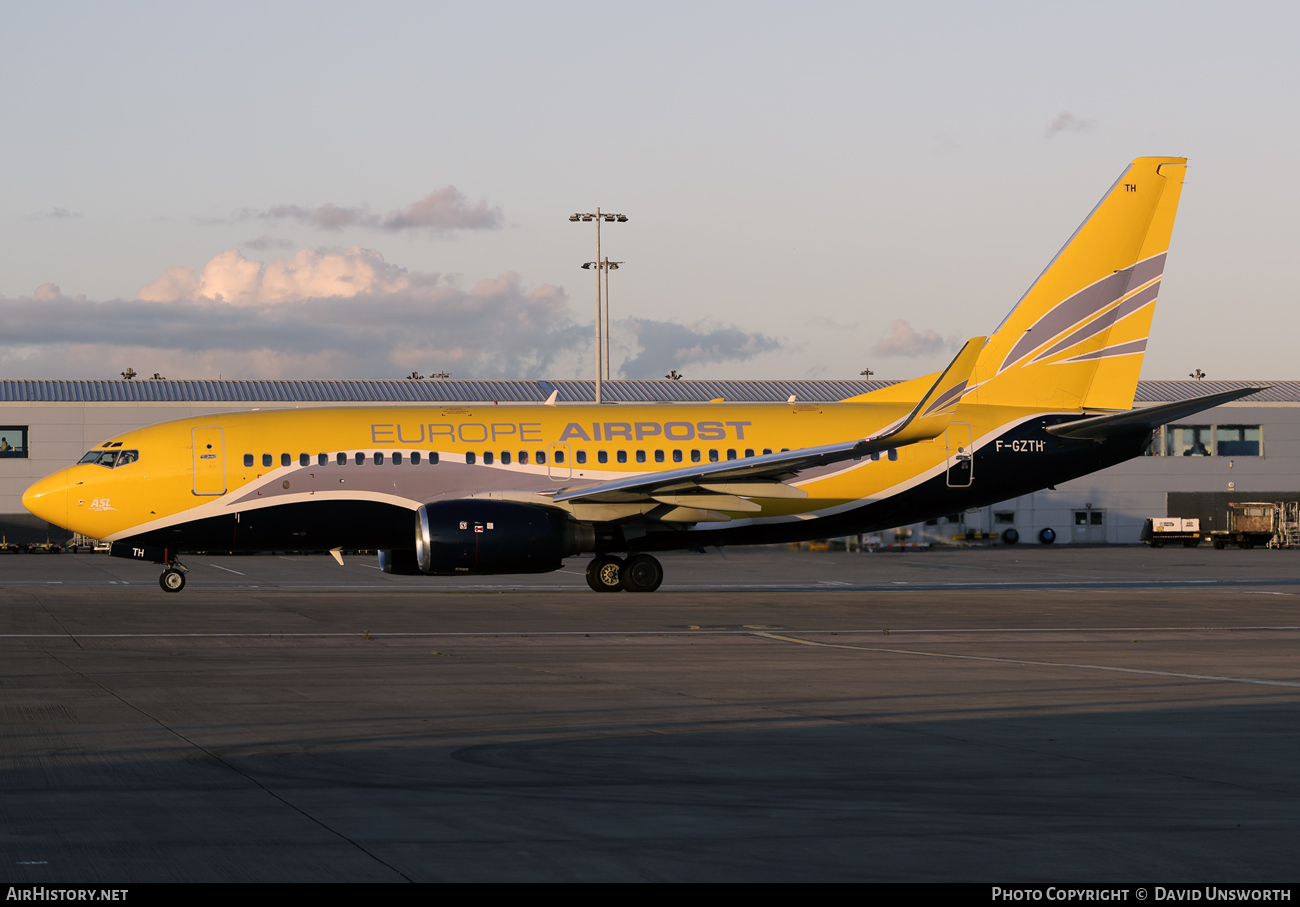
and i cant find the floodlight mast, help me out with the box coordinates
[570,209,627,403]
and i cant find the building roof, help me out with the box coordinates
[0,378,1291,405]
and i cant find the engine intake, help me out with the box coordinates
[413,500,594,576]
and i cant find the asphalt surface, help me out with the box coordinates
[3,546,1300,882]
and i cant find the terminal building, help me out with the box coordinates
[0,377,1293,546]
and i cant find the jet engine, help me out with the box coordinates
[389,500,594,576]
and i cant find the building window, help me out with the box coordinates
[1217,425,1262,456]
[0,427,28,458]
[1166,425,1212,456]
[994,511,1015,525]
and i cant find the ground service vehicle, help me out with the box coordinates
[1142,518,1201,548]
[1211,503,1276,549]
[23,157,1264,592]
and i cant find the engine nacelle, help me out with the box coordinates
[378,548,423,575]
[414,500,594,576]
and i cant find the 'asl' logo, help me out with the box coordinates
[88,498,117,512]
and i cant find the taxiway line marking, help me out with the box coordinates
[750,632,1300,689]
[3,625,1300,639]
[207,564,244,575]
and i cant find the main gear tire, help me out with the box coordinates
[586,556,625,592]
[621,554,664,593]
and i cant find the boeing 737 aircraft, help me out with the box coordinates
[23,157,1261,593]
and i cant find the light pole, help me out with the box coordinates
[570,209,628,402]
[582,259,623,381]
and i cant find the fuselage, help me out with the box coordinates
[22,400,1144,555]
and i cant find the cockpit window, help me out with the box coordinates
[79,449,139,468]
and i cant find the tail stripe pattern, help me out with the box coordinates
[998,252,1166,374]
[1031,277,1162,363]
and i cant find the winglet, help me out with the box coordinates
[544,390,558,406]
[868,336,986,447]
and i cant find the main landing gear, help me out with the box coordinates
[159,562,188,593]
[585,554,664,593]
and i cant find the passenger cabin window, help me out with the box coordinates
[597,451,608,464]
[550,450,561,464]
[393,452,403,465]
[744,449,754,458]
[355,452,364,465]
[281,453,291,467]
[518,451,528,465]
[726,449,736,460]
[576,451,587,465]
[535,451,545,465]
[244,454,254,468]
[763,448,773,455]
[691,450,701,463]
[466,452,476,465]
[318,453,327,466]
[299,453,309,467]
[617,450,627,464]
[708,449,719,462]
[655,450,664,463]
[263,454,273,468]
[483,451,494,465]
[636,450,646,464]
[411,451,422,465]
[673,450,683,463]
[429,451,439,464]
[500,451,511,465]
[337,452,347,466]
[374,452,385,465]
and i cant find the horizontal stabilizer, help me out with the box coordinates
[1047,387,1269,439]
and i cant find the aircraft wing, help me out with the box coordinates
[554,337,986,512]
[1047,386,1269,440]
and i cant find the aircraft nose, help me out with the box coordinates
[23,469,70,530]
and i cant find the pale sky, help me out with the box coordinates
[1,1,1295,382]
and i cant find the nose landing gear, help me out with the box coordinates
[159,562,188,593]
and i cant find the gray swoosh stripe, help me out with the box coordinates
[1031,279,1161,363]
[922,379,968,417]
[1000,252,1166,372]
[1061,338,1148,363]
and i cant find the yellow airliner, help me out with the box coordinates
[23,157,1260,593]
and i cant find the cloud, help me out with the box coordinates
[218,186,503,235]
[29,208,82,220]
[0,247,782,380]
[618,319,782,378]
[870,319,953,358]
[1045,111,1097,138]
[241,235,297,252]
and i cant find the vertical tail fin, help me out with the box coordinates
[971,157,1188,411]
